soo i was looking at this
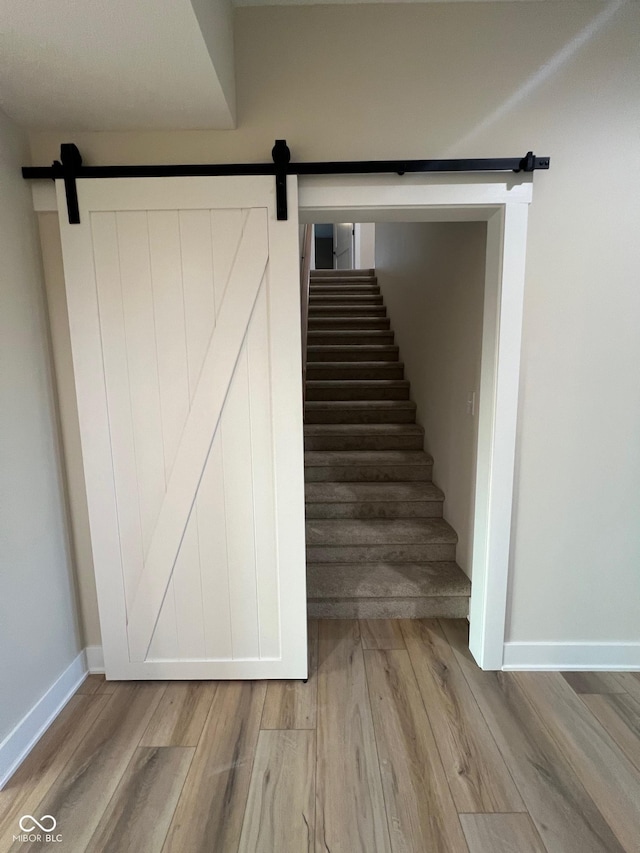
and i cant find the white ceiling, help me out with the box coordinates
[0,0,236,130]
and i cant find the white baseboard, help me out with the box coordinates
[503,642,640,671]
[0,651,88,789]
[85,645,105,674]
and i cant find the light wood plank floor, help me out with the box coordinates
[2,620,640,852]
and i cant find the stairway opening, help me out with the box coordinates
[298,175,531,668]
[303,240,478,619]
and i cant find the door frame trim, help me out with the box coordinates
[299,173,532,670]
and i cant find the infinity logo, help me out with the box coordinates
[19,815,57,832]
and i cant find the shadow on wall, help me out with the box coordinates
[449,0,628,154]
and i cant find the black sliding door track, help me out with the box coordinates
[22,139,550,224]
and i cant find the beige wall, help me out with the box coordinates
[0,111,81,744]
[31,1,640,646]
[376,222,486,579]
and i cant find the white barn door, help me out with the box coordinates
[57,176,307,679]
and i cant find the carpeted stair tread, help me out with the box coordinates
[304,422,424,450]
[307,345,399,362]
[307,330,394,344]
[307,561,470,599]
[305,449,432,466]
[308,305,387,315]
[306,399,415,409]
[309,293,383,301]
[306,517,457,546]
[308,317,391,329]
[304,423,423,435]
[305,400,416,424]
[305,380,410,401]
[309,284,380,291]
[310,275,375,284]
[305,481,444,504]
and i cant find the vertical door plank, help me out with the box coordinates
[221,345,260,660]
[315,621,391,853]
[92,212,144,611]
[364,649,468,852]
[247,281,279,659]
[581,692,640,773]
[151,210,206,661]
[459,814,545,853]
[172,512,206,659]
[0,696,109,848]
[179,210,215,402]
[140,682,217,748]
[262,620,318,730]
[441,620,625,853]
[117,212,166,558]
[402,620,524,813]
[147,210,190,482]
[86,747,194,853]
[9,684,165,853]
[163,681,266,853]
[360,620,406,650]
[514,670,640,853]
[211,208,246,315]
[238,731,315,853]
[197,431,233,659]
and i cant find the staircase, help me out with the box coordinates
[304,268,471,618]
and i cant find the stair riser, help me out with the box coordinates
[308,332,394,346]
[305,501,443,519]
[310,275,375,282]
[307,597,469,619]
[307,348,399,363]
[309,306,386,316]
[305,408,416,424]
[304,434,424,451]
[309,295,383,304]
[305,465,433,482]
[306,365,404,380]
[306,386,409,401]
[306,543,456,562]
[309,285,380,294]
[308,318,391,330]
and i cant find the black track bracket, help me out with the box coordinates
[272,139,291,221]
[58,143,82,224]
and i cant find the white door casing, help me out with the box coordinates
[57,175,307,679]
